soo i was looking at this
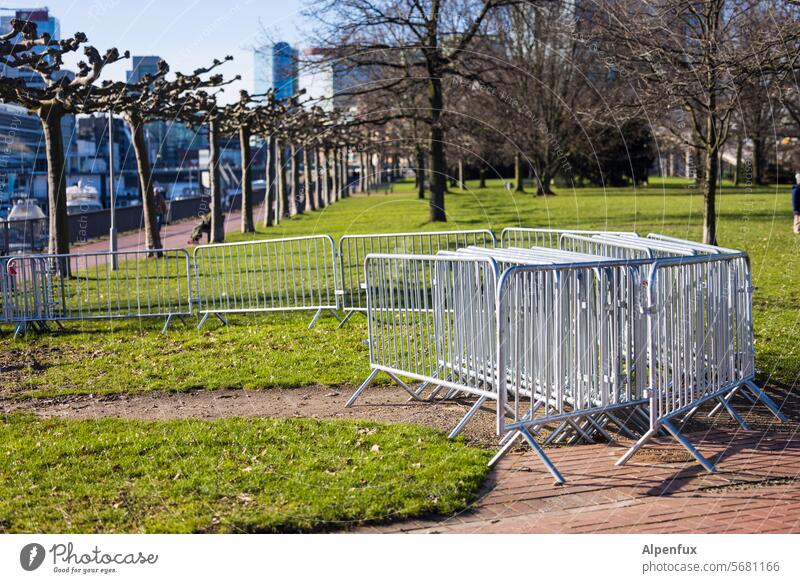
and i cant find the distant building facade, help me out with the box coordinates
[126,55,161,84]
[254,42,299,101]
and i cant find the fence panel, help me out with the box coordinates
[337,230,496,317]
[644,253,754,426]
[499,228,635,249]
[193,235,339,328]
[1,249,193,333]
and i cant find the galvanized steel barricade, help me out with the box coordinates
[1,255,54,336]
[193,235,340,330]
[336,230,496,326]
[500,228,635,248]
[615,252,786,473]
[1,249,193,334]
[492,258,653,483]
[345,253,501,436]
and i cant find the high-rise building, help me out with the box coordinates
[126,55,162,84]
[0,8,61,89]
[254,42,299,101]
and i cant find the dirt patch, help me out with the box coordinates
[0,385,501,447]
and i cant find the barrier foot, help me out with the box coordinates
[336,310,357,329]
[661,420,717,474]
[196,313,227,331]
[745,380,788,423]
[448,396,487,439]
[308,308,324,329]
[616,426,658,467]
[386,371,425,402]
[489,431,522,468]
[715,393,750,430]
[604,411,638,439]
[161,315,174,334]
[706,386,741,419]
[519,427,566,485]
[345,369,380,407]
[328,309,343,323]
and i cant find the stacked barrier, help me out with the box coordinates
[350,233,786,483]
[193,235,340,329]
[336,230,496,326]
[500,227,635,248]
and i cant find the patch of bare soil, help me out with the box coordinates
[0,386,501,447]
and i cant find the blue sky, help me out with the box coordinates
[6,0,307,102]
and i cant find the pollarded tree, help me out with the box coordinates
[0,19,127,258]
[99,57,236,249]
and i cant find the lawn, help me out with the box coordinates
[0,414,489,533]
[1,176,797,533]
[2,176,798,396]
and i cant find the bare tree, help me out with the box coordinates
[590,0,800,244]
[305,0,521,222]
[0,19,127,258]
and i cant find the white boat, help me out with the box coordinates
[66,181,103,215]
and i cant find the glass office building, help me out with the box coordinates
[254,42,299,102]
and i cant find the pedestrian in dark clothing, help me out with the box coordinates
[793,172,800,234]
[189,212,212,245]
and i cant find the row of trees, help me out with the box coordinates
[305,0,800,244]
[0,18,358,257]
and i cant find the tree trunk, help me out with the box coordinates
[341,148,349,197]
[733,137,743,186]
[316,147,327,209]
[303,146,315,211]
[40,105,70,264]
[208,118,224,243]
[265,134,277,227]
[324,148,333,204]
[331,148,340,202]
[752,137,766,186]
[277,140,287,220]
[458,158,465,190]
[128,116,163,252]
[429,74,447,221]
[514,154,524,192]
[478,165,486,188]
[416,146,425,199]
[537,170,554,195]
[288,143,299,216]
[703,110,720,246]
[239,125,254,233]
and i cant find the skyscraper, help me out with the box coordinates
[254,42,299,101]
[126,55,162,84]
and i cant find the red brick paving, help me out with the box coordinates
[360,430,800,533]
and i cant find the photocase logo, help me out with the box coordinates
[20,543,46,571]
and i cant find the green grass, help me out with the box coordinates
[3,177,798,397]
[0,414,490,533]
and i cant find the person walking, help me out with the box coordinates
[794,172,800,234]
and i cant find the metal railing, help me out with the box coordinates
[193,235,340,330]
[1,249,193,335]
[500,227,635,248]
[346,253,500,413]
[336,230,496,326]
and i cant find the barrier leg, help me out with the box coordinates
[604,411,638,439]
[519,427,565,485]
[196,312,228,331]
[447,396,487,439]
[745,380,788,423]
[489,431,522,468]
[615,426,659,466]
[336,310,357,329]
[714,394,750,430]
[386,371,426,402]
[706,386,741,419]
[661,420,717,473]
[345,369,380,407]
[328,309,343,322]
[308,308,324,329]
[161,314,174,335]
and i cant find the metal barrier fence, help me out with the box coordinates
[336,230,496,326]
[352,237,786,483]
[1,249,193,335]
[346,253,500,421]
[500,227,635,248]
[193,235,340,330]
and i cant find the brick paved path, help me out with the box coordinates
[360,430,800,533]
[73,204,265,254]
